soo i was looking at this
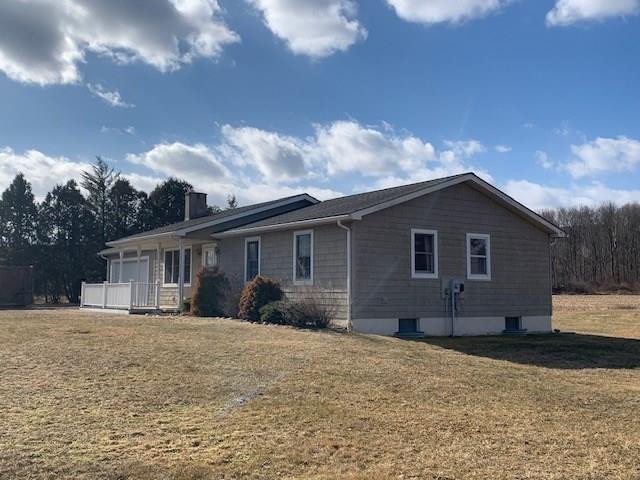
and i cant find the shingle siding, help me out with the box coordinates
[352,183,552,320]
[218,224,349,324]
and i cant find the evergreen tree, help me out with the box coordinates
[145,178,192,228]
[39,180,100,303]
[81,156,118,246]
[108,178,147,240]
[226,194,238,210]
[0,173,38,265]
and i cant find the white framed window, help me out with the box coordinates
[467,233,491,280]
[163,248,191,286]
[110,256,150,283]
[202,244,218,268]
[411,228,438,279]
[293,230,313,285]
[244,236,261,282]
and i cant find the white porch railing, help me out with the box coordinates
[81,281,163,310]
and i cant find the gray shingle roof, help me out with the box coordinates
[108,194,316,243]
[227,173,468,231]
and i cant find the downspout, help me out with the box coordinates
[337,220,352,331]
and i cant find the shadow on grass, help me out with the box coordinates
[418,333,640,369]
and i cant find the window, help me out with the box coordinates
[411,228,438,279]
[505,316,521,332]
[245,237,260,282]
[293,230,313,284]
[164,248,191,285]
[202,244,218,268]
[467,233,491,280]
[398,318,418,334]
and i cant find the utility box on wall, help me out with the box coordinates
[0,266,34,307]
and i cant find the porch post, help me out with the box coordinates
[118,250,124,283]
[156,243,161,284]
[102,280,108,308]
[178,237,184,310]
[106,258,111,282]
[136,246,141,305]
[129,280,134,310]
[80,281,85,307]
[155,280,161,309]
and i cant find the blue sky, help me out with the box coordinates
[1,0,639,210]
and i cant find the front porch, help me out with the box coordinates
[80,281,182,313]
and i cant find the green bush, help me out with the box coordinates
[191,267,229,317]
[222,275,244,318]
[238,276,283,321]
[259,301,286,324]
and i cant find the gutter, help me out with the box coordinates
[336,220,353,332]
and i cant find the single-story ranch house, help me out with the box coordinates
[81,172,565,336]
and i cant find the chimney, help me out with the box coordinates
[185,191,208,221]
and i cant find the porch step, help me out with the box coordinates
[394,331,426,339]
[503,328,529,336]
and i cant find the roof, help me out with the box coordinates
[105,193,318,246]
[216,173,565,237]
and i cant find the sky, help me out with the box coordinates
[0,0,639,211]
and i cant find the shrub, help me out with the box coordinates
[191,267,229,317]
[238,276,283,321]
[282,297,334,329]
[222,275,244,318]
[259,301,286,324]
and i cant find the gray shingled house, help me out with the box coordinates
[82,172,564,336]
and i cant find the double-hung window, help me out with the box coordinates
[245,237,260,282]
[293,230,313,285]
[411,229,438,279]
[467,233,491,280]
[164,248,191,286]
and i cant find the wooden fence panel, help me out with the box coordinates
[0,266,34,307]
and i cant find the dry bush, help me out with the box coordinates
[238,276,283,321]
[222,275,244,318]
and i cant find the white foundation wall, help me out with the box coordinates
[352,316,553,336]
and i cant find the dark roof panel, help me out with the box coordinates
[109,194,317,243]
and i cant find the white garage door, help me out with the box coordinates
[110,258,149,283]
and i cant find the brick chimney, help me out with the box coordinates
[185,191,208,221]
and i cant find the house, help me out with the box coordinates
[81,172,564,336]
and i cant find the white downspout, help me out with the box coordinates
[337,220,352,331]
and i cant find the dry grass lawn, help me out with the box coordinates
[1,297,639,479]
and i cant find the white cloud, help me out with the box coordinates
[495,145,512,153]
[0,147,91,199]
[504,179,640,210]
[564,136,640,178]
[546,0,639,26]
[385,0,510,24]
[316,121,437,175]
[220,125,311,182]
[554,120,570,137]
[101,126,137,136]
[0,0,239,85]
[127,142,231,185]
[535,150,554,170]
[247,0,367,58]
[87,83,134,108]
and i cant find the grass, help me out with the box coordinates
[1,297,639,479]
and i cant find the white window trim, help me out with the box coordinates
[163,247,192,287]
[201,243,218,268]
[110,255,150,283]
[411,228,439,279]
[293,229,314,285]
[244,236,261,282]
[467,233,491,281]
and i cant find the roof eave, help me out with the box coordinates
[212,214,352,238]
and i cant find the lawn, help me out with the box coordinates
[1,297,639,479]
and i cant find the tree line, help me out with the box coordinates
[0,158,235,303]
[542,204,640,293]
